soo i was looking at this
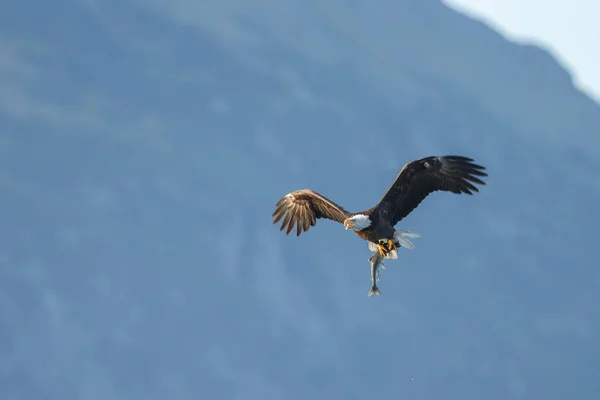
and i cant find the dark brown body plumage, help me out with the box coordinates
[271,155,487,245]
[351,209,395,243]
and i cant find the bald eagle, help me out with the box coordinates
[271,155,487,258]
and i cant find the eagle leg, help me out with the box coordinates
[377,243,388,257]
[387,238,398,252]
[376,238,398,257]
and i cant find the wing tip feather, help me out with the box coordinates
[442,155,488,189]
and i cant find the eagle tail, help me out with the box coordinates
[394,230,421,250]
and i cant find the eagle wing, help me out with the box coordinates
[271,189,352,236]
[374,155,487,225]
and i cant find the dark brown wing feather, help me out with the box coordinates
[271,189,352,236]
[374,155,487,225]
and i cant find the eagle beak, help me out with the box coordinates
[344,219,353,230]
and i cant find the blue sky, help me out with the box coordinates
[444,0,600,102]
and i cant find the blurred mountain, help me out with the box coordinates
[1,0,599,399]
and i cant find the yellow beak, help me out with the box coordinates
[344,219,353,230]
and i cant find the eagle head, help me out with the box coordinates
[344,214,371,231]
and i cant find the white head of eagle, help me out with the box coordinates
[344,214,371,231]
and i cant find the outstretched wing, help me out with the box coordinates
[271,189,352,236]
[374,155,487,225]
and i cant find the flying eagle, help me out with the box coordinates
[271,155,487,258]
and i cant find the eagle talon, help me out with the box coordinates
[375,239,398,257]
[377,243,389,257]
[387,238,398,252]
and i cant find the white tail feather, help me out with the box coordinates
[394,230,420,250]
[395,230,421,239]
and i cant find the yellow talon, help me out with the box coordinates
[376,239,397,257]
[387,238,397,252]
[377,243,388,256]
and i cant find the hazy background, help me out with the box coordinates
[1,1,599,399]
[444,0,600,102]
